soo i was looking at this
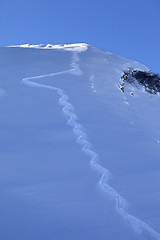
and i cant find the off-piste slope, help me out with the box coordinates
[0,43,160,240]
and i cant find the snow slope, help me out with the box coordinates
[0,43,160,240]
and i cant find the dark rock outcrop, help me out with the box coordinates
[121,70,160,94]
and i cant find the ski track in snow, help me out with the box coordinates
[22,50,160,240]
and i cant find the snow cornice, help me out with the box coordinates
[8,43,89,52]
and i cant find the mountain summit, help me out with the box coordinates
[0,44,160,240]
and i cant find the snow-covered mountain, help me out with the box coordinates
[0,43,160,240]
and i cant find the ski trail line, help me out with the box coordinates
[22,50,160,239]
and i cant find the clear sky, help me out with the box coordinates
[0,0,160,73]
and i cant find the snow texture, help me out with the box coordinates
[0,43,160,240]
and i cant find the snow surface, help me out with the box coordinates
[0,43,160,240]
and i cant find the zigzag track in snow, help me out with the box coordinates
[22,50,160,240]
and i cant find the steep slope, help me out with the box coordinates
[0,43,160,240]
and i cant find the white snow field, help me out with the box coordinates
[0,43,160,240]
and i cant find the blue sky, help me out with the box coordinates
[0,0,160,72]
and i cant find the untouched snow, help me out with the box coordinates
[0,44,160,240]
